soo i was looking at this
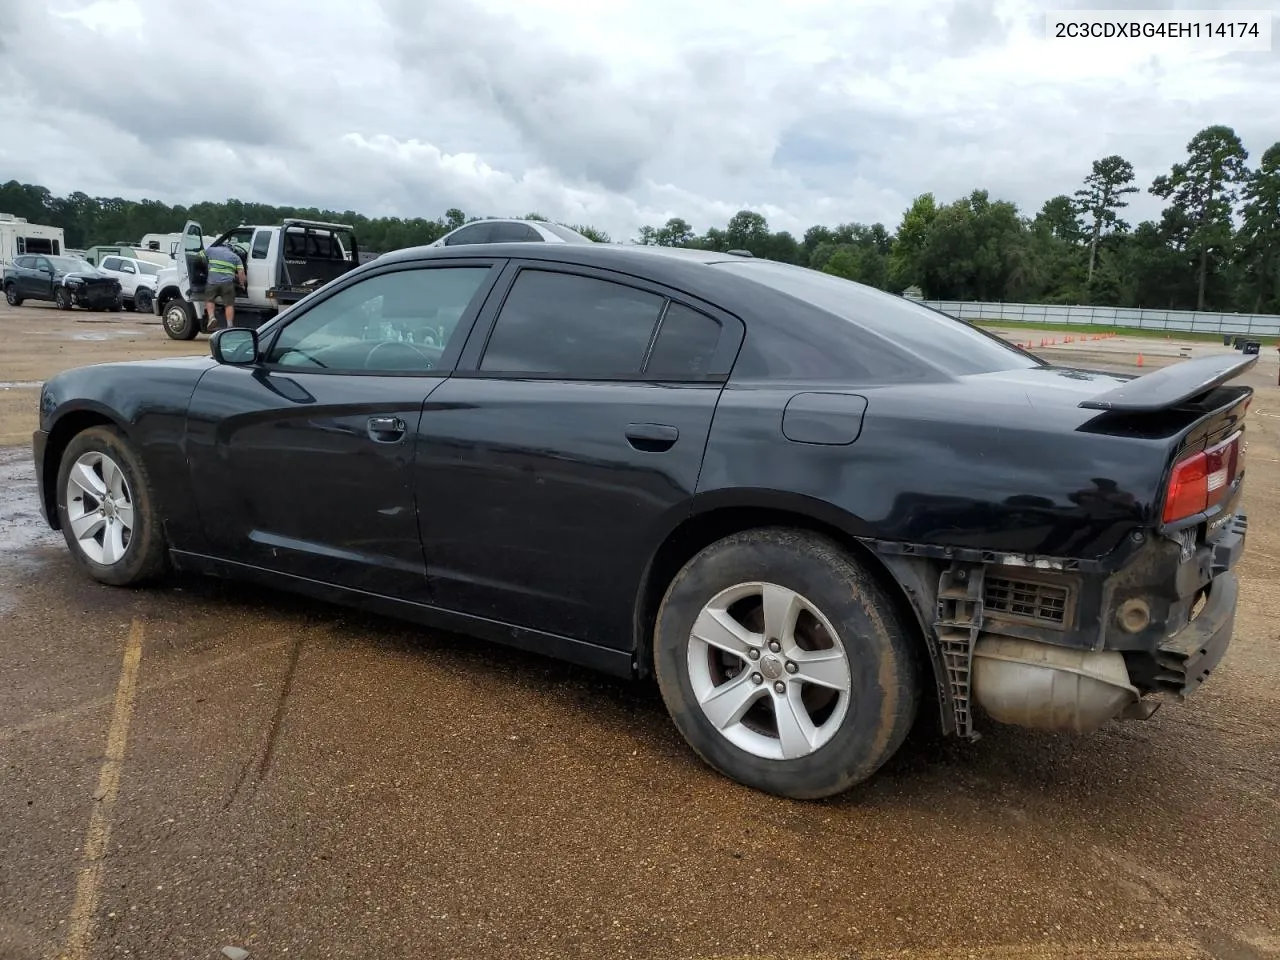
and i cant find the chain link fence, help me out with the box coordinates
[921,300,1280,338]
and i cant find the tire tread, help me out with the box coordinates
[652,526,920,800]
[55,425,170,586]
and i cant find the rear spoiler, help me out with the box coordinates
[1079,352,1257,412]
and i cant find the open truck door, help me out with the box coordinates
[177,220,205,302]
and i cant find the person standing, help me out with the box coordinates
[202,241,245,331]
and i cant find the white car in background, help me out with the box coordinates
[95,255,161,313]
[428,219,594,246]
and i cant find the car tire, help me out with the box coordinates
[55,425,169,587]
[55,288,73,310]
[4,283,21,306]
[134,288,153,314]
[162,299,198,340]
[109,298,122,313]
[652,527,920,800]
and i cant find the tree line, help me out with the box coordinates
[2,123,1276,313]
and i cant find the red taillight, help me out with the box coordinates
[1162,431,1243,524]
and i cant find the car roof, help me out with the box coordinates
[382,241,743,269]
[370,241,1036,385]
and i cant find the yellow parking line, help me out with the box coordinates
[1,638,289,742]
[58,618,144,960]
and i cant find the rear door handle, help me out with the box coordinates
[625,422,679,452]
[367,415,406,443]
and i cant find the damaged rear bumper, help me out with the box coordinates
[967,513,1245,735]
[880,510,1247,738]
[970,565,1239,734]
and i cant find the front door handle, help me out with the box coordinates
[625,422,679,452]
[367,415,406,443]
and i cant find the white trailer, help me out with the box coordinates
[0,213,66,270]
[138,232,183,258]
[138,231,217,260]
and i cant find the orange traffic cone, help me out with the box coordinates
[1137,353,1144,367]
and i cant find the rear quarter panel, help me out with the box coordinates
[696,379,1172,564]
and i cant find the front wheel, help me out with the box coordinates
[134,288,153,314]
[55,287,73,310]
[162,299,197,340]
[55,426,169,586]
[653,528,920,800]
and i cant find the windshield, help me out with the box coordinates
[137,262,160,276]
[48,256,95,273]
[713,259,1040,376]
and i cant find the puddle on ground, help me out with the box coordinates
[0,446,64,612]
[69,328,148,341]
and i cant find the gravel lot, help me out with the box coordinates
[1,304,1277,960]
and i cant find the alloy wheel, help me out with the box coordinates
[686,581,853,760]
[64,450,134,565]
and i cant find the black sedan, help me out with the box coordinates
[31,242,1251,798]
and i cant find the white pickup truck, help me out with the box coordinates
[95,255,161,313]
[152,218,361,339]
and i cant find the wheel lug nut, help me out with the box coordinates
[785,661,798,674]
[750,673,763,685]
[747,648,760,661]
[767,640,781,653]
[773,681,786,694]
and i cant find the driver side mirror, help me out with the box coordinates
[210,327,259,365]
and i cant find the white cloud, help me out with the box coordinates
[0,0,1277,244]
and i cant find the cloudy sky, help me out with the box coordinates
[1,0,1277,241]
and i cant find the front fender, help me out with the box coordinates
[38,358,217,548]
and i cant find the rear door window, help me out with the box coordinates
[479,269,664,376]
[645,303,723,379]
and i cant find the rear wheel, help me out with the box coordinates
[653,528,920,800]
[162,298,197,340]
[4,283,21,306]
[55,426,169,586]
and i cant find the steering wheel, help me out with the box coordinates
[365,339,435,370]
